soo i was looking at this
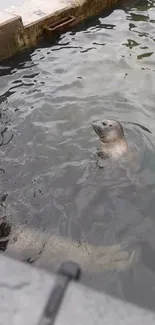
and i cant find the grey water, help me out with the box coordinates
[1,0,155,312]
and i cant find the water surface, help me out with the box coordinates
[1,0,155,312]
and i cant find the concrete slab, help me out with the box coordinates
[0,254,57,325]
[4,0,72,26]
[55,281,155,325]
[0,10,18,24]
[0,0,118,61]
[1,253,155,325]
[0,0,25,11]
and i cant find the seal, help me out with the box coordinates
[7,226,136,273]
[91,119,128,159]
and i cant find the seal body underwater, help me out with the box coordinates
[91,119,128,160]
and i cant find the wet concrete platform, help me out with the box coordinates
[0,0,75,26]
[0,0,118,62]
[1,253,155,325]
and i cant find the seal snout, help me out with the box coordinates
[91,120,99,127]
[91,120,102,136]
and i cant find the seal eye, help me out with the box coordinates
[102,122,107,126]
[109,124,112,127]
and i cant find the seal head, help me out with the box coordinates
[91,119,128,158]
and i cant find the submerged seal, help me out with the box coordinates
[91,119,128,159]
[7,226,136,273]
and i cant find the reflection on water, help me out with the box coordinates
[1,0,155,312]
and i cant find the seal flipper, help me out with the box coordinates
[95,149,108,169]
[96,159,105,169]
[96,149,109,160]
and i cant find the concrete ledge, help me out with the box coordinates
[0,15,24,61]
[0,0,118,62]
[1,253,155,325]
